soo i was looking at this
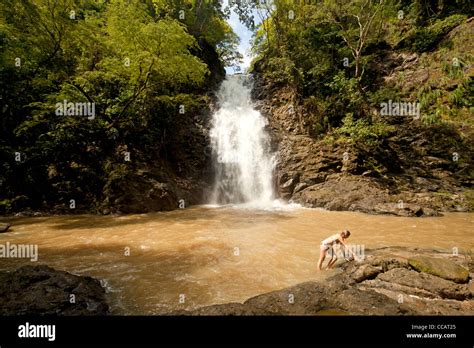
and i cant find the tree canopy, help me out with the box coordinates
[0,0,238,212]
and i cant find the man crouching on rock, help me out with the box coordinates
[317,230,359,271]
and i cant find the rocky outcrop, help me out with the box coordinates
[173,247,473,315]
[259,119,472,216]
[251,23,473,216]
[408,256,470,283]
[0,265,109,315]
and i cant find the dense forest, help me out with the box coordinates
[247,0,473,215]
[1,0,236,213]
[248,0,472,132]
[1,0,473,215]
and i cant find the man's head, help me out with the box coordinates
[341,230,351,239]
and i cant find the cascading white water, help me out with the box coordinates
[210,75,275,207]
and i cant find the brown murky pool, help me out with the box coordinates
[0,206,472,314]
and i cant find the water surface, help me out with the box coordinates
[0,206,472,314]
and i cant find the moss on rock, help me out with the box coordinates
[408,256,469,283]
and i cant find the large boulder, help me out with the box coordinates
[293,175,390,213]
[408,256,470,283]
[375,268,470,300]
[350,264,383,283]
[279,178,296,200]
[0,265,109,315]
[242,281,333,315]
[172,280,415,316]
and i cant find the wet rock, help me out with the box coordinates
[0,265,109,315]
[0,223,10,233]
[293,183,308,194]
[332,287,411,315]
[171,281,333,316]
[375,268,470,300]
[361,278,439,299]
[293,176,390,213]
[174,280,413,316]
[369,254,410,271]
[408,256,470,283]
[171,302,252,316]
[279,178,296,200]
[243,281,332,315]
[373,203,426,217]
[439,284,472,301]
[351,264,383,283]
[421,207,439,216]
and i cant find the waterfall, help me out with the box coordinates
[210,75,275,207]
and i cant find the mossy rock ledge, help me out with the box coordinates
[408,256,470,284]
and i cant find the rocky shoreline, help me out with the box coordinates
[0,247,472,315]
[173,247,473,315]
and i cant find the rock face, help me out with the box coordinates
[0,223,10,233]
[94,95,219,214]
[173,247,473,315]
[0,265,109,315]
[250,21,474,216]
[408,256,470,283]
[252,88,473,215]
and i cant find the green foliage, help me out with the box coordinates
[251,0,391,131]
[441,60,466,79]
[322,72,366,127]
[416,76,472,126]
[1,0,471,213]
[368,85,402,106]
[264,57,299,85]
[449,85,467,107]
[0,0,234,211]
[335,113,395,145]
[419,87,442,109]
[326,73,363,108]
[304,96,329,137]
[400,14,467,52]
[465,189,474,211]
[152,0,241,68]
[411,0,472,26]
[0,200,12,214]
